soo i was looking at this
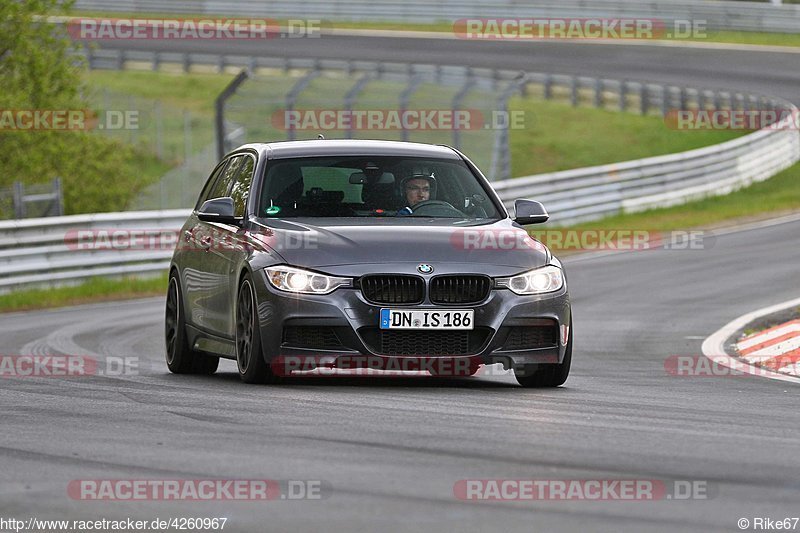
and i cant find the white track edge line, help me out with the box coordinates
[701,296,800,384]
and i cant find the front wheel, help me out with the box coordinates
[514,318,572,388]
[165,273,219,375]
[235,274,278,384]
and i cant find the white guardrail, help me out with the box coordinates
[72,0,800,34]
[1,102,798,291]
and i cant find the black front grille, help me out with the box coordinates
[430,275,492,304]
[503,325,558,350]
[282,326,345,349]
[359,327,491,356]
[360,275,424,305]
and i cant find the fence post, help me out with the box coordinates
[343,73,374,139]
[285,67,322,141]
[490,73,526,181]
[398,73,424,142]
[451,72,475,150]
[53,177,64,216]
[13,181,24,219]
[154,100,163,159]
[184,110,192,163]
[619,80,627,112]
[129,95,137,144]
[594,78,603,108]
[570,76,578,107]
[215,69,250,159]
[640,83,648,115]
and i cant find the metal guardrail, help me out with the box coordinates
[72,0,800,33]
[0,210,189,289]
[3,99,798,290]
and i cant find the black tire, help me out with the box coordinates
[235,274,278,384]
[165,273,219,375]
[514,318,572,388]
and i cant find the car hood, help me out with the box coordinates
[249,218,549,271]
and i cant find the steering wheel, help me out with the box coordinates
[410,200,465,217]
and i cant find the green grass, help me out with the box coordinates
[507,98,742,176]
[71,11,800,48]
[85,70,234,114]
[0,274,167,313]
[695,30,800,48]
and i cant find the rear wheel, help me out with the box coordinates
[165,274,219,375]
[514,318,572,388]
[235,275,278,384]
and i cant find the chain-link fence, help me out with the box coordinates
[85,87,211,165]
[219,61,517,180]
[82,86,218,211]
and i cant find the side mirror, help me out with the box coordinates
[513,199,549,225]
[198,197,240,225]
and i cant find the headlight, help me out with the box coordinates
[495,265,564,295]
[266,266,352,295]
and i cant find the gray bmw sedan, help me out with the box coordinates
[165,140,572,387]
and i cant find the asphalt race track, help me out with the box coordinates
[93,33,800,103]
[2,34,799,532]
[2,218,799,532]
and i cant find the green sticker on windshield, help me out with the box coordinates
[265,205,281,216]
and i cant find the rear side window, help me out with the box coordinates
[209,156,243,200]
[230,155,256,217]
[195,161,229,210]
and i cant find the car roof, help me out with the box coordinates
[234,139,462,160]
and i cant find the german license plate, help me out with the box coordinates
[379,309,474,330]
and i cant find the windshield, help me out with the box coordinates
[258,155,501,219]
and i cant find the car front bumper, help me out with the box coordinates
[252,267,571,375]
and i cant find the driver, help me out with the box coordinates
[397,174,436,215]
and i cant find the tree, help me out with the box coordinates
[0,0,149,215]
